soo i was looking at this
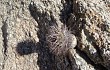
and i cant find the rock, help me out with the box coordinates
[0,0,110,70]
[71,0,110,69]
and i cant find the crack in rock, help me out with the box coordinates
[1,18,8,69]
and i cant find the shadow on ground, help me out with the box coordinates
[16,2,57,70]
[16,1,78,70]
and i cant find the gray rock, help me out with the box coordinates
[0,0,110,70]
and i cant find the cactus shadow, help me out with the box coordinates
[15,2,78,70]
[16,2,56,70]
[16,40,38,56]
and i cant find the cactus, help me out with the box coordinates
[46,24,77,56]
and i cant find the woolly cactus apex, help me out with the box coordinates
[46,25,77,56]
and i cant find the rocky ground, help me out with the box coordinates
[0,0,110,70]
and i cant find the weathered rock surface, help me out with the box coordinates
[0,0,110,70]
[71,0,110,69]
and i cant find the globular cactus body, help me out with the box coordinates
[46,25,77,56]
